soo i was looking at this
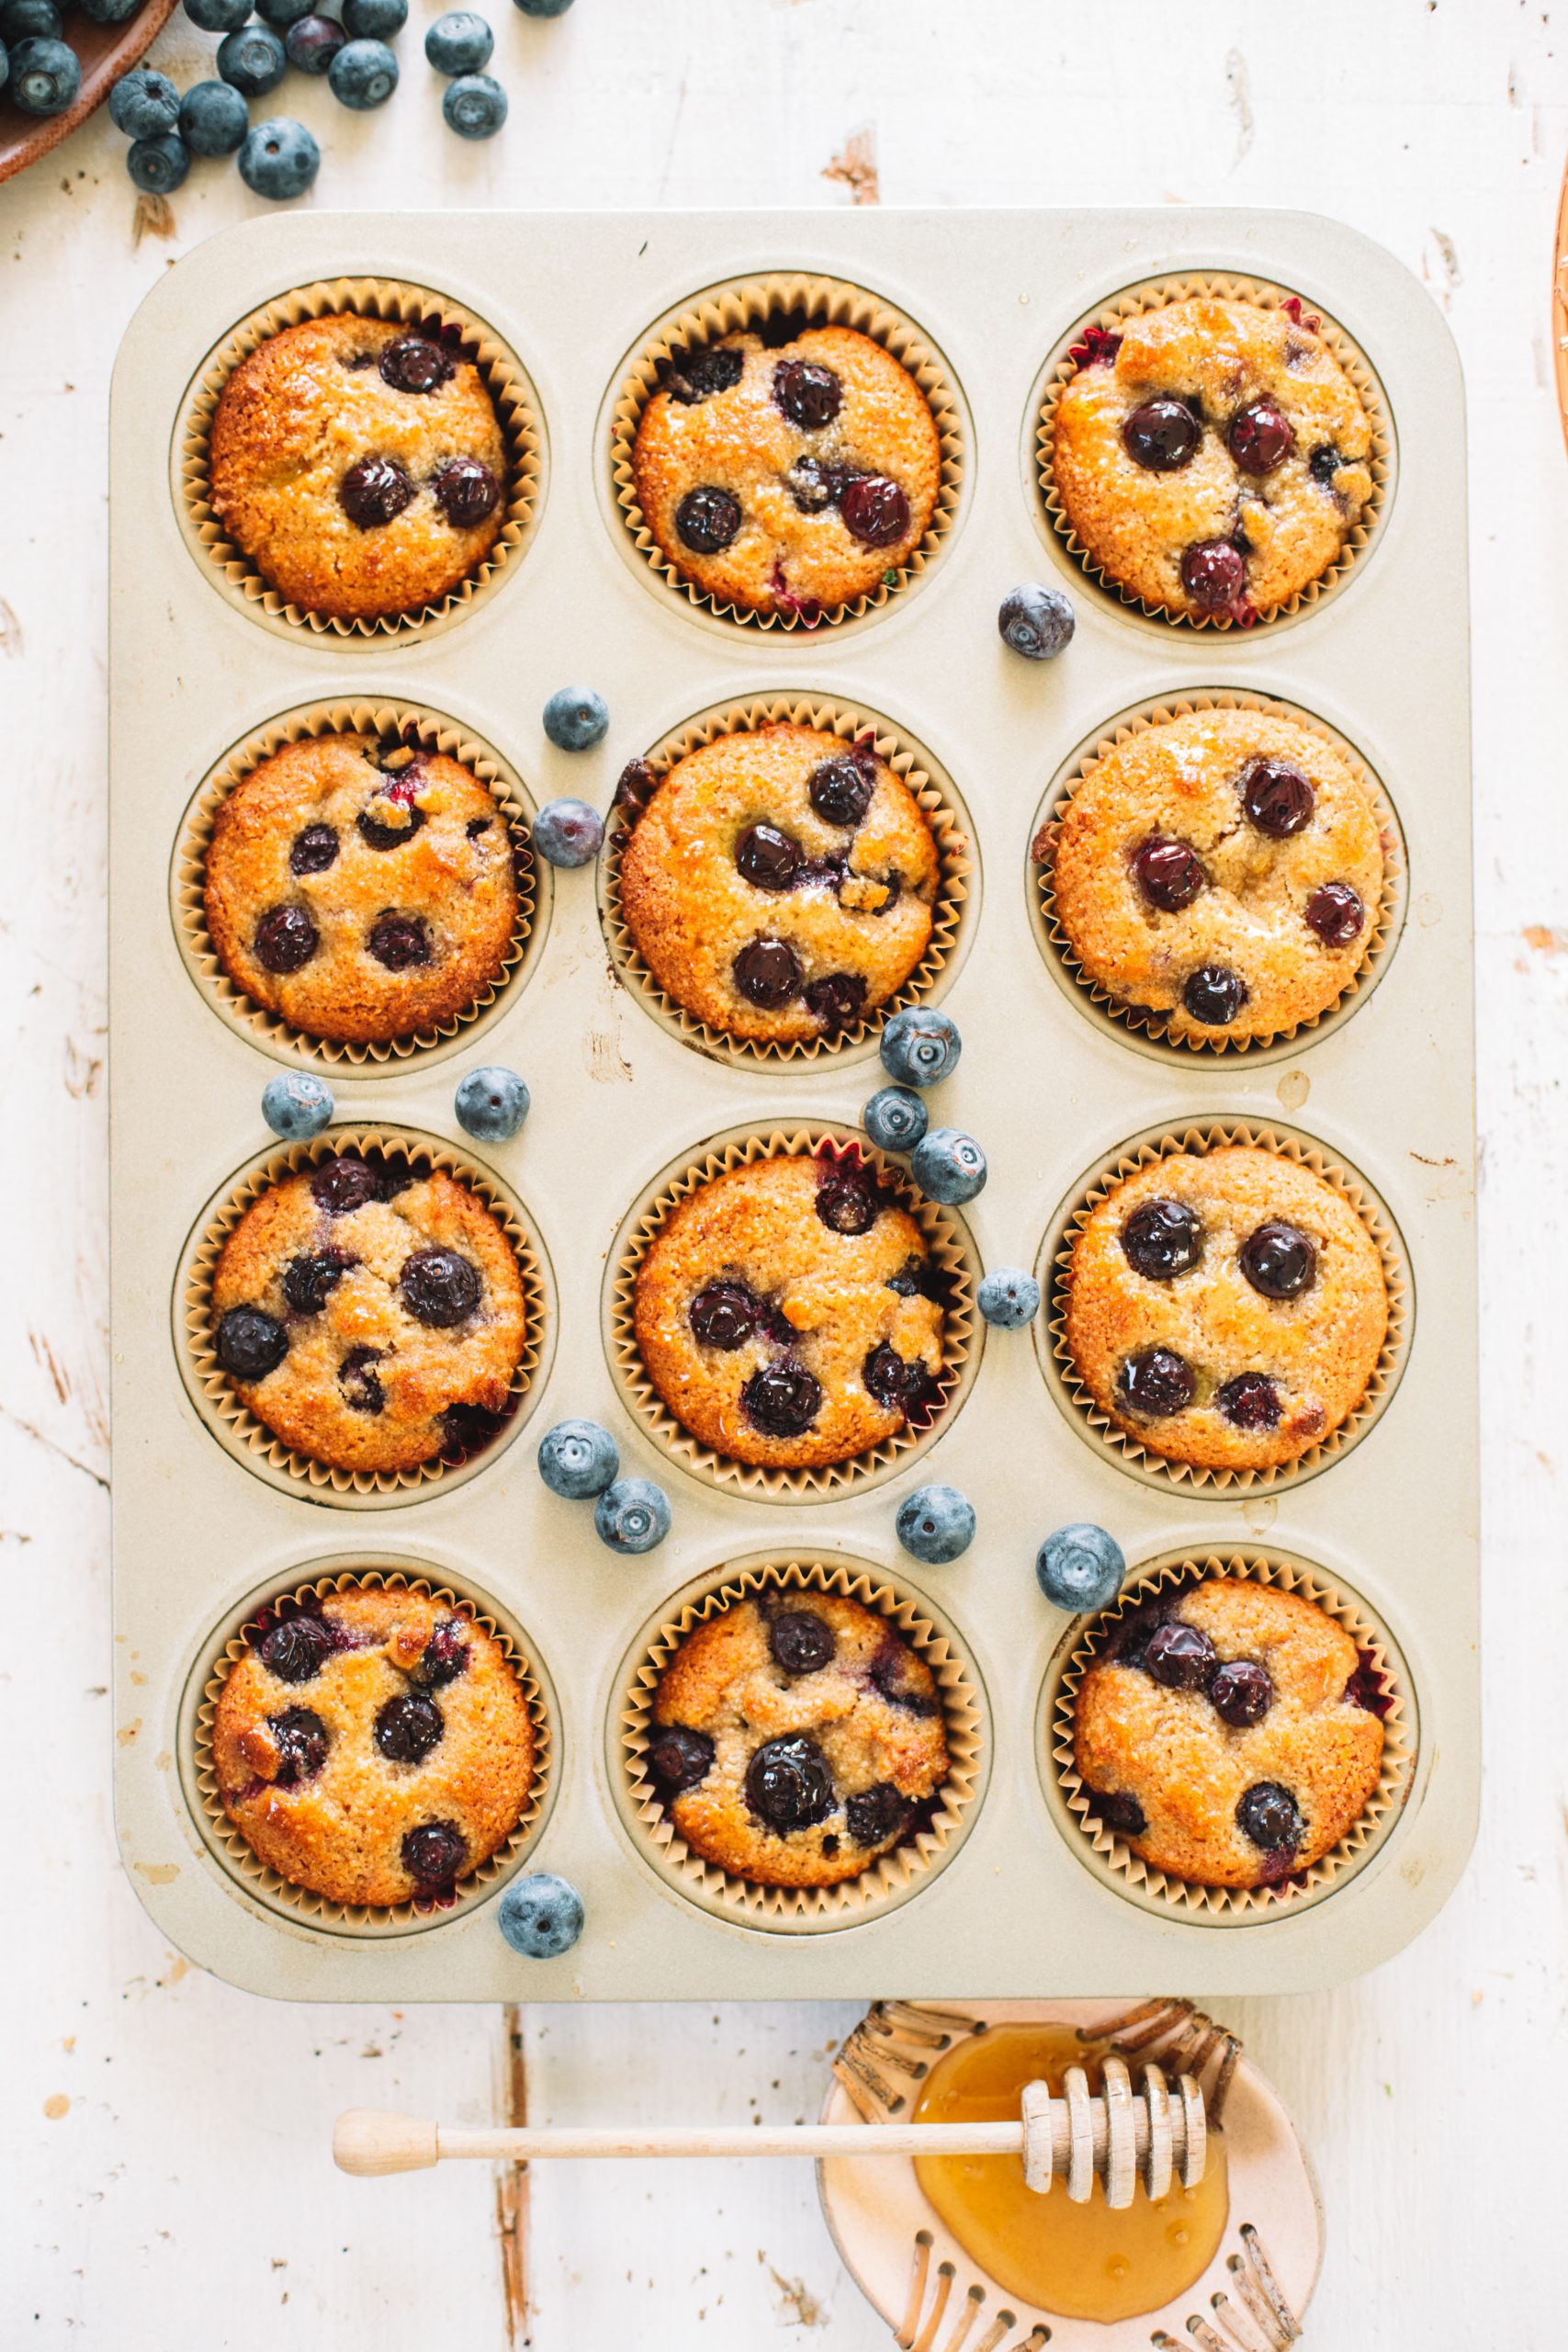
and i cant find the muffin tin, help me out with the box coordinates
[109,209,1474,2001]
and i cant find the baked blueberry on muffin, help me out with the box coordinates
[616,723,942,1046]
[631,323,942,619]
[632,1150,949,1472]
[203,732,523,1046]
[646,1590,949,1888]
[207,315,508,623]
[1050,298,1375,622]
[1073,1577,1389,1890]
[212,1583,535,1907]
[210,1152,527,1473]
[1062,1145,1388,1473]
[1044,708,1385,1044]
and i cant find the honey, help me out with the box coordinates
[911,2025,1229,2324]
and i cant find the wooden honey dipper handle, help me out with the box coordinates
[333,2058,1203,2211]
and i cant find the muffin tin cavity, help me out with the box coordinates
[1040,1550,1416,1923]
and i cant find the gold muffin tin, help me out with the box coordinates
[110,210,1473,2002]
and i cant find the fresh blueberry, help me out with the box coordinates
[341,0,405,28]
[863,1085,929,1154]
[127,133,190,193]
[532,797,604,866]
[498,1871,584,1959]
[425,7,491,70]
[256,0,312,18]
[179,78,249,152]
[593,1477,671,1555]
[183,0,252,26]
[443,72,508,137]
[542,687,608,752]
[998,582,1076,660]
[9,35,77,112]
[536,1418,619,1500]
[895,1484,976,1565]
[977,1267,1040,1329]
[329,35,399,107]
[1035,1522,1125,1612]
[513,0,572,13]
[283,14,343,71]
[218,23,287,95]
[911,1127,986,1205]
[455,1065,530,1142]
[0,0,60,37]
[261,1072,334,1139]
[109,67,179,137]
[879,1006,961,1089]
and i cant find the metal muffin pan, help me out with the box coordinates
[109,209,1474,2001]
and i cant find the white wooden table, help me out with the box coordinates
[4,1,1557,2339]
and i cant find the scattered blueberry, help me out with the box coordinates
[455,1065,530,1142]
[284,14,343,72]
[9,34,77,112]
[977,1267,1039,1328]
[81,0,145,22]
[911,1127,986,1205]
[536,1418,619,1500]
[879,1005,961,1089]
[443,73,508,137]
[180,78,249,152]
[329,34,399,107]
[0,0,60,37]
[542,687,608,752]
[109,66,178,137]
[532,797,604,866]
[1035,1522,1125,1612]
[513,0,573,14]
[593,1477,671,1554]
[217,22,287,95]
[895,1484,975,1565]
[863,1085,929,1154]
[183,0,253,26]
[127,133,190,192]
[261,1072,334,1139]
[341,0,405,28]
[498,1871,584,1959]
[256,0,313,19]
[425,7,491,71]
[998,582,1076,660]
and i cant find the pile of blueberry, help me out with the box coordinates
[536,1417,671,1556]
[3,0,140,124]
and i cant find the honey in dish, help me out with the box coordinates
[911,2025,1229,2324]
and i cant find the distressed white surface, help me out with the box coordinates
[2,0,1562,2340]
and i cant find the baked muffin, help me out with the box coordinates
[208,315,508,623]
[210,1152,528,1473]
[1073,1577,1388,1890]
[1062,1145,1388,1473]
[632,1151,948,1471]
[617,724,942,1045]
[212,1583,535,1907]
[1044,708,1385,1043]
[631,323,942,619]
[1050,298,1375,622]
[645,1591,949,1888]
[204,732,521,1045]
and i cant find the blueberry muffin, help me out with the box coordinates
[1044,708,1385,1043]
[632,1151,948,1471]
[210,1152,528,1473]
[631,324,942,619]
[208,315,508,623]
[1073,1577,1389,1890]
[646,1591,949,1888]
[1050,298,1374,622]
[617,724,942,1045]
[212,1583,535,1907]
[204,733,522,1046]
[1063,1146,1388,1473]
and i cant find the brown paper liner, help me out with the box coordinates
[172,699,543,1069]
[190,1566,556,1936]
[615,1555,987,1931]
[609,272,965,629]
[600,695,974,1064]
[1037,1119,1411,1492]
[1044,1550,1416,1920]
[176,277,544,642]
[1034,272,1393,630]
[1028,689,1406,1057]
[605,1124,981,1498]
[177,1126,550,1503]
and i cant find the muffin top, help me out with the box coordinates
[1063,1145,1389,1473]
[646,1591,949,1888]
[617,723,942,1045]
[212,1584,535,1908]
[1050,298,1374,622]
[631,323,942,618]
[1045,707,1385,1044]
[208,314,508,623]
[210,1153,527,1474]
[632,1151,947,1472]
[203,732,522,1046]
[1073,1577,1388,1891]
